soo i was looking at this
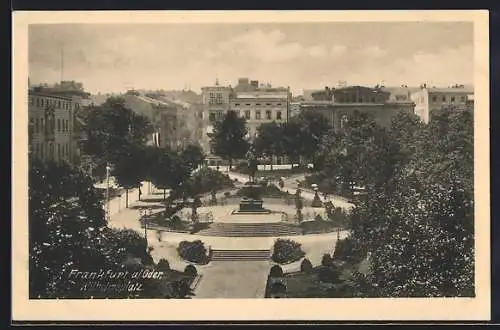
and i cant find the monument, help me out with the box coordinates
[233,146,271,214]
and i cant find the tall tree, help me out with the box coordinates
[148,147,191,203]
[82,96,153,167]
[179,144,205,171]
[208,110,249,170]
[254,122,284,170]
[282,120,302,165]
[28,161,180,298]
[112,143,149,208]
[348,106,474,297]
[287,110,331,167]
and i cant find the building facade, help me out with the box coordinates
[201,78,292,157]
[410,85,474,123]
[28,91,81,165]
[300,85,416,132]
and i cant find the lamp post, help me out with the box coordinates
[105,164,111,222]
[142,207,150,252]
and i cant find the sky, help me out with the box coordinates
[28,22,474,95]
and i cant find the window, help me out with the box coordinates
[57,119,61,132]
[370,97,375,103]
[30,97,34,105]
[36,98,40,107]
[340,115,349,129]
[209,113,216,121]
[57,143,61,160]
[255,111,261,120]
[256,103,261,106]
[40,144,44,158]
[58,101,62,108]
[216,93,223,104]
[235,103,240,106]
[351,95,356,103]
[266,110,272,120]
[35,118,39,133]
[451,96,455,102]
[460,96,466,102]
[40,118,44,132]
[245,110,251,120]
[217,111,224,118]
[234,110,240,117]
[276,111,282,120]
[66,120,69,132]
[276,103,282,106]
[432,96,437,102]
[358,97,363,103]
[245,103,251,106]
[266,103,271,106]
[442,96,446,102]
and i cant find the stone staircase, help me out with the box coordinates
[211,249,271,261]
[197,222,302,237]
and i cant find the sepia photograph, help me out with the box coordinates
[12,10,490,321]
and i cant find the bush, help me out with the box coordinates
[186,168,235,195]
[269,282,286,297]
[184,264,198,277]
[169,215,183,228]
[318,264,342,283]
[299,220,337,234]
[271,239,306,264]
[269,265,284,278]
[177,240,209,264]
[321,253,333,267]
[156,258,170,271]
[300,258,313,273]
[333,237,364,263]
[325,202,349,226]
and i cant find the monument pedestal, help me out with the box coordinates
[232,182,272,215]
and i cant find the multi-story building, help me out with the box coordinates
[410,84,474,123]
[28,90,81,165]
[201,78,292,160]
[229,89,289,138]
[300,85,416,132]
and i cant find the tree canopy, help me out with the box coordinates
[344,106,474,297]
[208,110,249,169]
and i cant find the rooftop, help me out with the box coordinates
[28,91,73,100]
[426,87,474,94]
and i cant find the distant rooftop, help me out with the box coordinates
[426,87,474,94]
[234,92,288,99]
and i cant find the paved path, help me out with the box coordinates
[193,261,270,298]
